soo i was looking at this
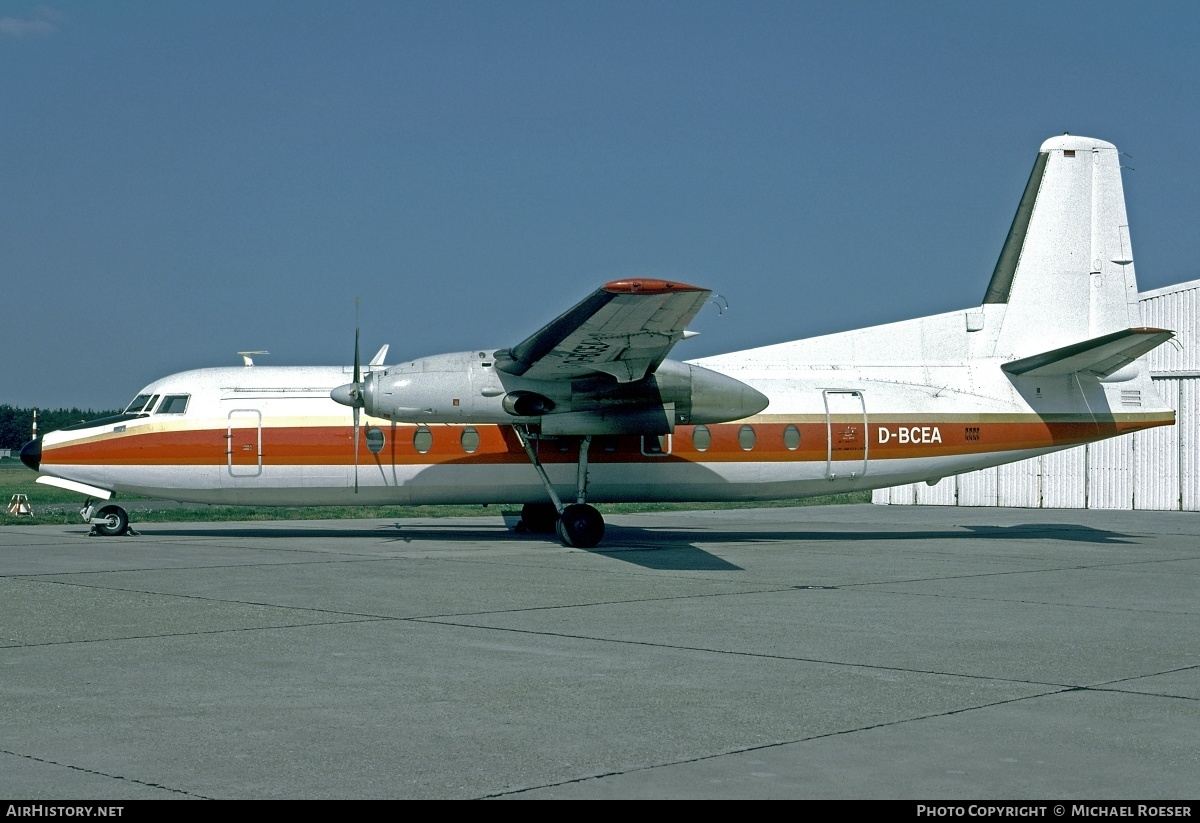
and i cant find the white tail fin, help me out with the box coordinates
[984,135,1143,359]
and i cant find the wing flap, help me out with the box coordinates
[1001,327,1174,377]
[495,279,711,382]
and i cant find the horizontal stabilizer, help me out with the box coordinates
[1001,327,1174,377]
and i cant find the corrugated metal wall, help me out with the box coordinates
[1134,378,1181,510]
[1041,448,1086,508]
[999,458,1041,507]
[1088,435,1134,509]
[959,467,997,507]
[874,279,1200,511]
[1142,282,1200,374]
[1181,378,1199,511]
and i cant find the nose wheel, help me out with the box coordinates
[88,503,131,536]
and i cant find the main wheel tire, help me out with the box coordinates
[557,503,605,549]
[94,505,129,536]
[520,502,559,534]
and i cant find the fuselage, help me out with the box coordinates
[27,305,1175,508]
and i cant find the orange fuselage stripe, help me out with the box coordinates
[41,416,1173,467]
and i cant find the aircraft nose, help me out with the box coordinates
[20,437,41,472]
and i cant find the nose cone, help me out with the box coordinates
[331,382,363,408]
[20,437,41,471]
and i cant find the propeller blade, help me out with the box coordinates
[330,301,367,493]
[354,300,361,493]
[353,324,361,386]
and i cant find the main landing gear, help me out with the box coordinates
[513,427,606,549]
[81,500,136,536]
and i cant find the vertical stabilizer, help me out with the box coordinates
[984,135,1142,358]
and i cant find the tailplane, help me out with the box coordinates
[1000,327,1173,377]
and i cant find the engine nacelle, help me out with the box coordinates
[335,351,769,430]
[649,360,769,425]
[358,351,482,421]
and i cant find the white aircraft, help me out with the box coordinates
[21,134,1176,547]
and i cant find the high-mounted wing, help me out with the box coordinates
[332,276,767,435]
[493,279,711,383]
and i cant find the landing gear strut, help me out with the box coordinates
[514,426,605,548]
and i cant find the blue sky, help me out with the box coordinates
[3,1,1199,410]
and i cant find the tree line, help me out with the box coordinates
[0,405,121,451]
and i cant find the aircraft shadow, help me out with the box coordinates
[120,520,1132,572]
[130,523,738,571]
[959,523,1136,544]
[608,523,1135,546]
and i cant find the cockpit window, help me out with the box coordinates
[158,395,190,414]
[124,394,159,414]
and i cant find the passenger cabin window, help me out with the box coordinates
[738,425,756,451]
[158,395,190,415]
[783,424,801,450]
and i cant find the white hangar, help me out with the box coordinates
[874,278,1200,511]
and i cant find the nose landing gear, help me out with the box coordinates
[81,500,135,536]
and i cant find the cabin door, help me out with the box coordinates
[823,390,867,481]
[226,409,263,477]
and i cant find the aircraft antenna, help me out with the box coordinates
[238,351,269,367]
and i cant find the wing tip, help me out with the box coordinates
[603,279,707,295]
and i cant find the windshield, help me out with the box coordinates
[123,394,160,414]
[158,395,189,414]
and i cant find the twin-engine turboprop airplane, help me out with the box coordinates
[21,135,1177,547]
